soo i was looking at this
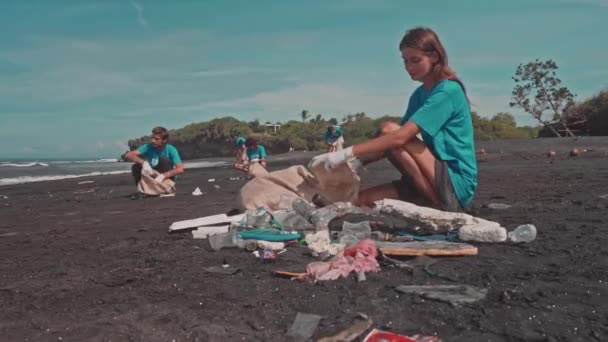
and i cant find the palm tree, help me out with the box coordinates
[300,110,310,122]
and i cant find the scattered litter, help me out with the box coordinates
[169,213,245,232]
[213,184,221,189]
[285,312,323,342]
[160,193,176,197]
[238,229,300,242]
[598,194,608,200]
[73,188,97,194]
[192,187,203,196]
[305,230,345,257]
[260,249,277,262]
[208,178,215,182]
[376,241,478,256]
[257,240,285,250]
[362,329,415,342]
[458,224,507,242]
[508,224,537,243]
[77,180,95,185]
[0,232,19,238]
[191,225,230,239]
[395,231,458,242]
[570,148,580,157]
[277,249,287,255]
[362,329,441,342]
[375,199,507,238]
[274,270,306,279]
[486,203,512,210]
[0,195,8,199]
[340,221,372,246]
[395,284,488,306]
[208,232,237,250]
[303,239,379,282]
[203,265,240,275]
[379,254,436,270]
[317,313,373,342]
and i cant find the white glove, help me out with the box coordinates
[310,147,354,170]
[351,158,364,174]
[154,174,165,183]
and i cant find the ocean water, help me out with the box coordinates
[0,158,228,186]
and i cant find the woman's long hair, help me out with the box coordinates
[399,27,467,95]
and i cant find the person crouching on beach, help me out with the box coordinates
[325,125,344,152]
[234,136,248,171]
[311,27,477,212]
[245,138,267,170]
[125,126,184,195]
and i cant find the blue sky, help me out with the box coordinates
[1,0,606,159]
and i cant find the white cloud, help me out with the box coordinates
[128,0,148,28]
[192,67,282,77]
[20,146,37,153]
[196,82,410,121]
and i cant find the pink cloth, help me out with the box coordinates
[303,239,379,282]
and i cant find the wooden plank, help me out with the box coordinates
[169,213,244,232]
[376,241,478,256]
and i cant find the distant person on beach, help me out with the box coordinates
[234,136,248,171]
[125,126,184,194]
[311,27,477,212]
[245,138,267,170]
[325,125,344,152]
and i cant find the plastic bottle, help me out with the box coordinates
[208,231,237,250]
[339,221,371,246]
[291,198,316,221]
[508,224,537,243]
[312,193,333,208]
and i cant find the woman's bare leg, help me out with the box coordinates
[356,120,442,209]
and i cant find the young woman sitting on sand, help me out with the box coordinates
[311,27,477,212]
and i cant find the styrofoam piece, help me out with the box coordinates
[458,224,507,242]
[169,213,245,232]
[192,225,230,239]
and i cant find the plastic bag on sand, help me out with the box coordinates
[272,209,313,231]
[305,230,345,257]
[303,239,379,282]
[309,202,368,230]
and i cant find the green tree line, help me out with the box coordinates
[127,111,540,160]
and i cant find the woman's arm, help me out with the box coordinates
[352,121,421,157]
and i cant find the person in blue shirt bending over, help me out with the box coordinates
[311,27,477,212]
[325,125,344,152]
[245,138,267,170]
[234,136,248,171]
[125,126,184,189]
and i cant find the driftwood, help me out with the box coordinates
[376,241,478,256]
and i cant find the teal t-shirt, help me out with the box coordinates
[137,143,182,168]
[324,126,343,142]
[400,80,478,207]
[246,145,267,161]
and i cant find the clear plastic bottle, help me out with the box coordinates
[291,198,316,221]
[508,224,537,243]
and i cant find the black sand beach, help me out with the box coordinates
[1,138,607,341]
